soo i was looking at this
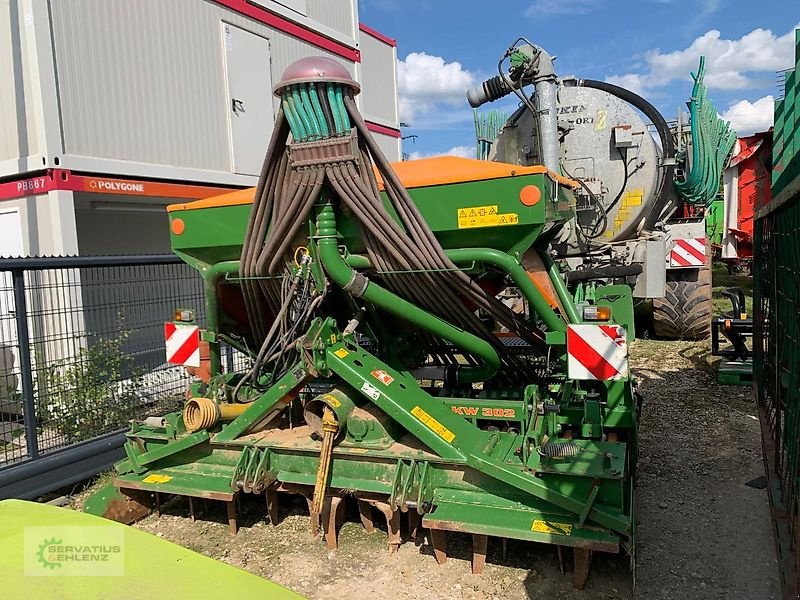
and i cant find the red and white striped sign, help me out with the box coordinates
[567,324,628,381]
[670,237,706,267]
[164,322,200,367]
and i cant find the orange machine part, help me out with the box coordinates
[168,157,577,213]
[519,185,542,206]
[171,218,186,235]
[521,249,564,313]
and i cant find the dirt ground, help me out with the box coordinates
[633,339,779,600]
[79,339,780,600]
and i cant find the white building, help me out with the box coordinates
[0,0,401,257]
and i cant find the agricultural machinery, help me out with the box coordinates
[470,38,736,339]
[87,56,639,588]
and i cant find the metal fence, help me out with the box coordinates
[0,255,206,498]
[753,28,800,600]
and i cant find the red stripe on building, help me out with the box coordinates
[215,0,360,62]
[566,327,621,380]
[359,23,397,47]
[366,121,402,138]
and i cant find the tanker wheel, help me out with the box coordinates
[652,264,712,340]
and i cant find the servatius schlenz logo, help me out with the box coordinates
[25,526,125,576]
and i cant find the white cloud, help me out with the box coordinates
[407,146,476,160]
[397,52,477,124]
[606,24,799,93]
[720,95,774,136]
[525,0,601,16]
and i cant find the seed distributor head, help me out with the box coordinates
[274,56,360,97]
[274,57,361,143]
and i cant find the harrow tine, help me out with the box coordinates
[322,496,344,551]
[266,488,280,526]
[226,498,238,535]
[357,499,375,533]
[472,534,488,574]
[407,511,421,543]
[573,548,593,590]
[430,528,447,565]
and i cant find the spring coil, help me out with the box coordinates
[538,441,580,458]
[183,397,220,432]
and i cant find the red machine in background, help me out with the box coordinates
[714,131,772,270]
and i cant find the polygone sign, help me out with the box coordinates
[0,169,234,202]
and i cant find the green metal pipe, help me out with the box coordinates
[199,260,240,375]
[345,249,567,332]
[541,253,581,324]
[315,204,500,382]
[446,248,567,333]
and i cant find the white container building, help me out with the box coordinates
[0,0,401,257]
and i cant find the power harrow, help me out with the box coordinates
[86,57,639,588]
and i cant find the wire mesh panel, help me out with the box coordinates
[0,256,205,469]
[755,198,800,598]
[0,271,25,465]
[754,29,800,599]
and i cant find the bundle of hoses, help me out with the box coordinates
[674,56,737,206]
[239,62,546,385]
[474,109,509,161]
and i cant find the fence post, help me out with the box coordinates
[11,269,38,460]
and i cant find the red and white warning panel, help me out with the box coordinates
[164,322,201,368]
[670,237,706,267]
[567,324,629,381]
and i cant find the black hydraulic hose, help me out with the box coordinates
[563,78,675,238]
[605,147,630,215]
[560,162,607,240]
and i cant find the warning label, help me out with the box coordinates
[457,205,519,229]
[371,369,394,385]
[531,520,573,535]
[411,405,456,443]
[142,474,172,484]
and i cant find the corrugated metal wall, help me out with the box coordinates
[49,0,357,175]
[358,29,399,128]
[307,0,355,39]
[0,0,39,162]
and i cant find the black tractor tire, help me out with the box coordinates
[652,265,712,340]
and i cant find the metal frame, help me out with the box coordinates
[0,254,200,500]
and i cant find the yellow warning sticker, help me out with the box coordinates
[595,110,608,131]
[142,474,172,484]
[411,405,456,443]
[531,520,573,535]
[605,188,644,238]
[323,394,341,408]
[333,348,349,358]
[457,205,519,229]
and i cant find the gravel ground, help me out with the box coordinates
[79,339,780,599]
[633,339,779,600]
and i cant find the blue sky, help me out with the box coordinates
[358,0,798,158]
